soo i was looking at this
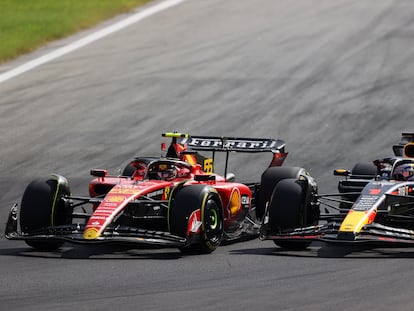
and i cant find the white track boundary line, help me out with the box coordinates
[0,0,187,84]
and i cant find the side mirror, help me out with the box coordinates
[225,173,235,182]
[194,174,216,182]
[90,169,108,178]
[333,169,350,176]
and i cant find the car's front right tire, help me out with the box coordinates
[169,184,223,254]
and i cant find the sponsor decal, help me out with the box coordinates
[241,195,250,205]
[229,189,241,215]
[147,189,164,198]
[186,137,279,150]
[203,158,214,174]
[105,195,125,203]
[102,202,118,207]
[84,184,143,239]
[188,210,202,234]
[164,187,171,200]
[93,214,112,218]
[398,186,408,196]
[94,210,116,214]
[109,187,138,195]
[96,206,118,211]
[369,189,382,195]
[89,216,106,220]
[354,195,378,211]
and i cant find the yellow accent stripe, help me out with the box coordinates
[200,192,209,232]
[184,154,197,166]
[50,175,61,226]
[162,132,189,138]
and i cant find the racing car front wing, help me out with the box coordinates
[5,204,187,248]
[260,222,414,246]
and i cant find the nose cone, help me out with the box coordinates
[84,227,100,240]
[339,210,376,237]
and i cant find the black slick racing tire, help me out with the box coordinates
[268,178,311,250]
[169,184,223,254]
[20,176,71,250]
[256,167,304,220]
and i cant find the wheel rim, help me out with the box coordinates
[204,199,222,243]
[209,209,218,230]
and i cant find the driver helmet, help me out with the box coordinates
[177,167,191,178]
[392,163,414,181]
[157,164,177,181]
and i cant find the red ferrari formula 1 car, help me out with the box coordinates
[259,141,414,250]
[5,132,288,254]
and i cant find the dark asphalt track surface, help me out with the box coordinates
[1,1,414,310]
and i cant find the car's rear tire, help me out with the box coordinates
[20,175,71,250]
[268,178,312,250]
[257,167,304,220]
[169,185,223,254]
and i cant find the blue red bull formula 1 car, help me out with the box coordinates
[5,132,288,254]
[259,138,414,250]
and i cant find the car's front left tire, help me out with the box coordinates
[267,178,315,250]
[20,175,72,250]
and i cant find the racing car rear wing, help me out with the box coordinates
[163,132,286,153]
[185,135,286,154]
[162,133,288,176]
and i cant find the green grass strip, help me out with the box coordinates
[0,0,152,63]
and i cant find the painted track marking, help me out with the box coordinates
[0,0,187,84]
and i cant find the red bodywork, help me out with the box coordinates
[87,153,252,238]
[5,133,287,252]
